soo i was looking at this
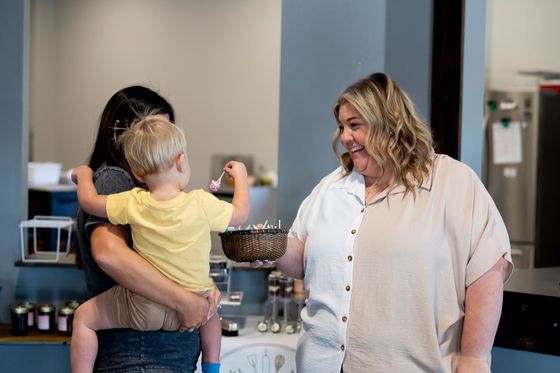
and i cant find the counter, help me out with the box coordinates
[199,315,299,372]
[494,267,560,356]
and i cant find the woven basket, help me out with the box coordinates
[219,229,288,262]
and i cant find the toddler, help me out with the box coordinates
[70,116,249,373]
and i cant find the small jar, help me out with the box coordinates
[10,305,29,335]
[268,272,281,297]
[19,301,36,329]
[65,300,80,310]
[58,306,75,336]
[37,304,56,333]
[278,277,294,299]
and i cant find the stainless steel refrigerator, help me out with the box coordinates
[484,87,560,268]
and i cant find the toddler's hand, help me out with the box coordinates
[71,165,93,184]
[223,161,248,181]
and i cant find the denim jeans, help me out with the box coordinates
[94,329,201,372]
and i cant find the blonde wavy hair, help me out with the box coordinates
[332,72,434,193]
[118,116,187,178]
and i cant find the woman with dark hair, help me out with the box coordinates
[76,86,218,372]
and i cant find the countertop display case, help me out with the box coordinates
[494,267,560,356]
[198,315,298,372]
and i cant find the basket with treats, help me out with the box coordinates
[219,228,288,262]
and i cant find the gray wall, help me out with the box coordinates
[384,0,433,122]
[277,0,435,225]
[460,0,487,175]
[0,0,27,322]
[0,0,87,327]
[277,0,386,225]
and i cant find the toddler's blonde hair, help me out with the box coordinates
[118,116,187,177]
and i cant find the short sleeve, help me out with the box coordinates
[106,190,134,226]
[289,194,311,243]
[83,167,136,234]
[466,177,513,286]
[197,190,233,232]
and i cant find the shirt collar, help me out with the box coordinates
[388,160,435,195]
[328,158,435,198]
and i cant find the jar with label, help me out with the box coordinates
[10,305,29,335]
[278,277,294,299]
[37,304,56,333]
[19,301,36,329]
[58,306,75,336]
[268,271,281,298]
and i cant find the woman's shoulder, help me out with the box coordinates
[304,167,349,198]
[93,166,136,194]
[432,154,483,186]
[318,166,347,185]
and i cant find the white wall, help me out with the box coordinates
[486,0,560,91]
[29,0,281,190]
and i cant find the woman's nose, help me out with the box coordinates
[340,129,352,143]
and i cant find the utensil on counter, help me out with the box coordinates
[262,348,270,373]
[274,354,286,372]
[247,354,257,373]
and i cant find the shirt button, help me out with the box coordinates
[342,316,347,322]
[345,285,351,291]
[351,229,356,234]
[347,255,353,261]
[341,345,345,351]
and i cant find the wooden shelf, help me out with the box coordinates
[0,324,70,344]
[15,253,77,268]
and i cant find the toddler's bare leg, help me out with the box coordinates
[200,312,221,364]
[70,294,117,373]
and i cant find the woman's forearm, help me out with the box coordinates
[460,257,511,368]
[275,237,305,279]
[90,223,209,329]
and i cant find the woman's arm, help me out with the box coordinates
[274,237,305,279]
[457,257,512,373]
[90,223,215,329]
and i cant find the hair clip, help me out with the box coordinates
[111,120,129,143]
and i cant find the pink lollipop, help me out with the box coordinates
[209,171,225,192]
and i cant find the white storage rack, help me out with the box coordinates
[19,215,73,263]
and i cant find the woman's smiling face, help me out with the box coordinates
[337,102,381,179]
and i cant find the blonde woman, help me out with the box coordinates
[270,73,512,372]
[71,117,250,373]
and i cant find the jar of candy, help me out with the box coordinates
[19,301,36,329]
[37,304,56,333]
[10,305,29,335]
[58,306,75,336]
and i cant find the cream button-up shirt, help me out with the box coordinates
[290,154,512,372]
